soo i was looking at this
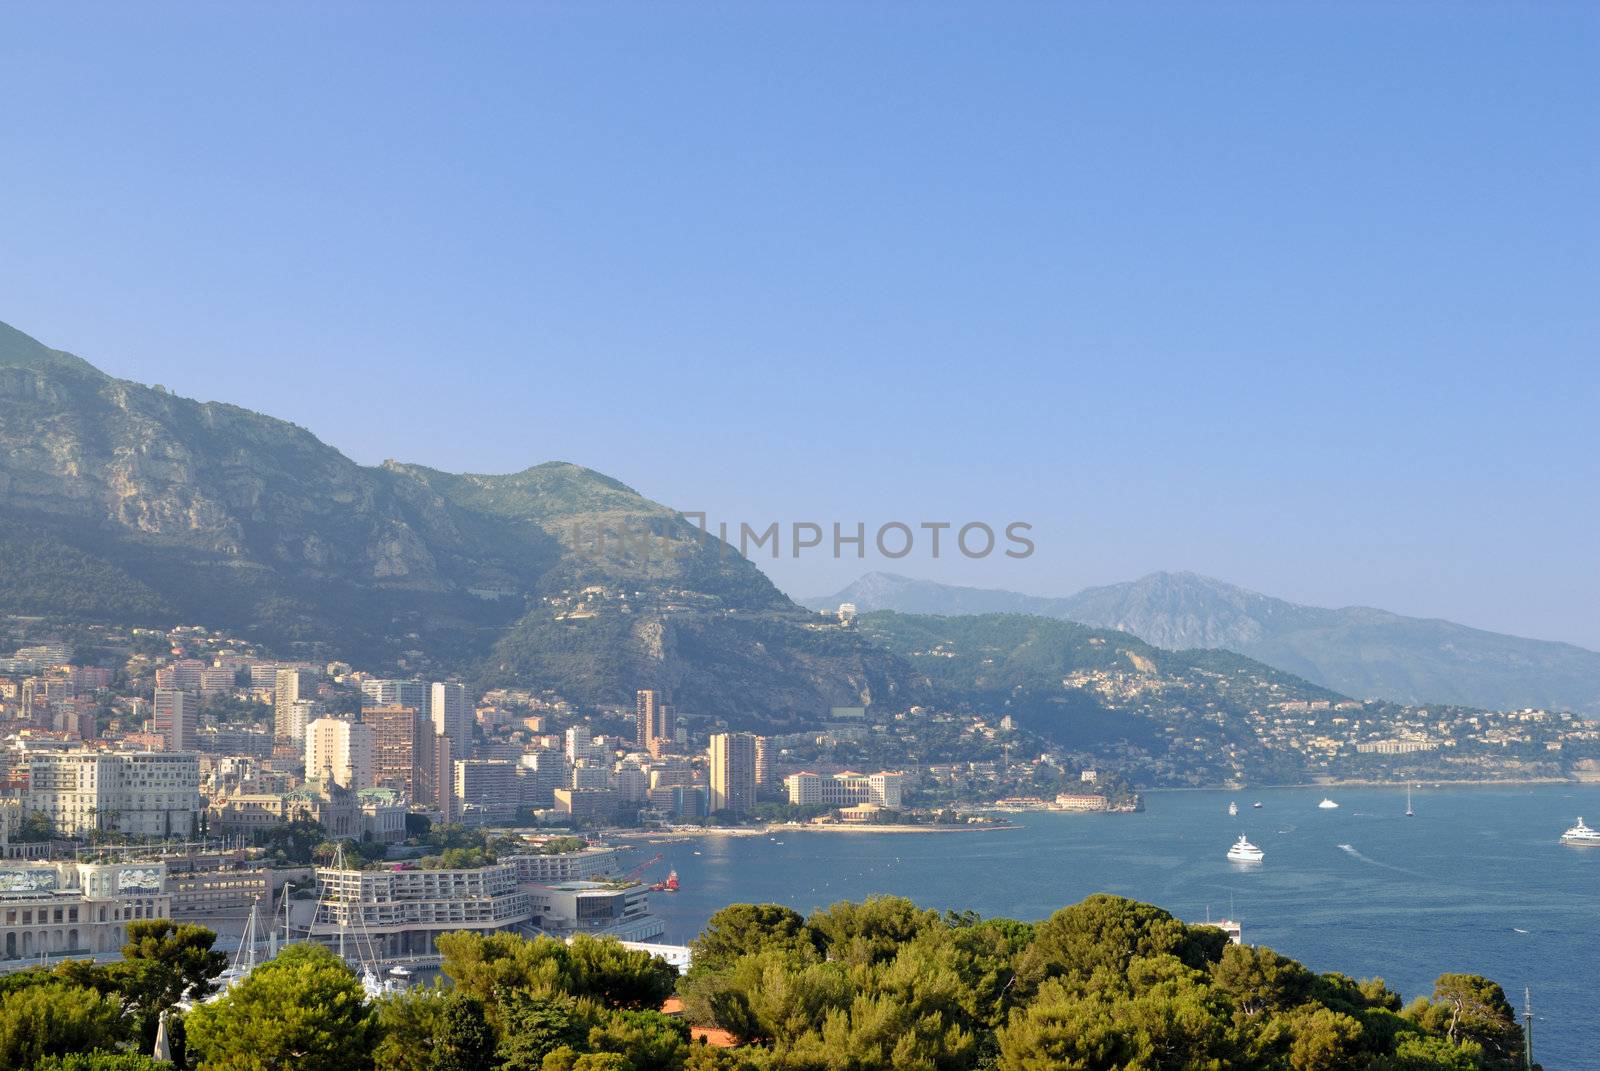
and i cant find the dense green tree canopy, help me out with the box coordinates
[186,942,377,1071]
[688,904,819,976]
[0,982,126,1069]
[674,895,1527,1071]
[0,902,1524,1071]
[115,920,229,1046]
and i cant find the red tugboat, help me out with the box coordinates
[649,870,680,893]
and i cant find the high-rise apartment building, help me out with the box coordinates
[273,668,318,740]
[754,736,771,787]
[634,689,675,754]
[708,732,758,815]
[361,679,429,712]
[519,750,570,808]
[152,688,194,752]
[305,717,375,790]
[366,704,426,800]
[199,666,237,697]
[565,726,609,764]
[430,682,471,761]
[285,699,320,743]
[364,704,449,813]
[453,759,519,822]
[434,732,454,823]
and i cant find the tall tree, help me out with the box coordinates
[117,920,228,1044]
[495,992,586,1071]
[1426,974,1523,1068]
[185,943,377,1071]
[374,989,448,1071]
[564,934,679,1011]
[687,904,818,976]
[433,992,496,1071]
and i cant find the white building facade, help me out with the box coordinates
[784,770,906,808]
[305,717,376,789]
[25,751,202,838]
[0,860,171,961]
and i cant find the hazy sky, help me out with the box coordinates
[3,4,1596,645]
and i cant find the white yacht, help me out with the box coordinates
[1561,817,1600,845]
[1228,801,1239,816]
[1227,835,1265,863]
[1318,798,1340,809]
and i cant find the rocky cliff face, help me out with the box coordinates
[0,320,909,723]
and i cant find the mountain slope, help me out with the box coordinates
[809,571,1600,715]
[0,320,908,724]
[856,610,1346,783]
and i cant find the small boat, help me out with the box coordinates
[1318,798,1340,810]
[1405,785,1415,818]
[1228,801,1238,816]
[1561,817,1600,845]
[1227,835,1265,863]
[1251,801,1263,809]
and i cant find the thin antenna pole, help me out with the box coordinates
[1524,986,1533,1070]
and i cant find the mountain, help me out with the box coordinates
[855,610,1346,784]
[808,572,1083,619]
[0,320,911,726]
[809,571,1600,715]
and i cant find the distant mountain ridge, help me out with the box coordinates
[0,320,909,725]
[856,609,1349,784]
[806,571,1600,715]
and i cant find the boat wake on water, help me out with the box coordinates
[1336,843,1437,882]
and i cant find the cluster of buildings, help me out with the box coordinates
[0,623,932,970]
[301,842,664,958]
[0,833,271,963]
[0,622,909,848]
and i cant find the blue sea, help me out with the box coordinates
[642,784,1600,1067]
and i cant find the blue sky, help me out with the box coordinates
[2,3,1596,645]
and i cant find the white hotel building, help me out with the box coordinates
[784,770,906,809]
[24,750,202,838]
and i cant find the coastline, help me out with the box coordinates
[605,822,1023,843]
[775,822,1023,834]
[1142,776,1588,793]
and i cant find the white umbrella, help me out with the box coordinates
[152,1009,172,1063]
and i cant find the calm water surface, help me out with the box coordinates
[643,784,1600,1067]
